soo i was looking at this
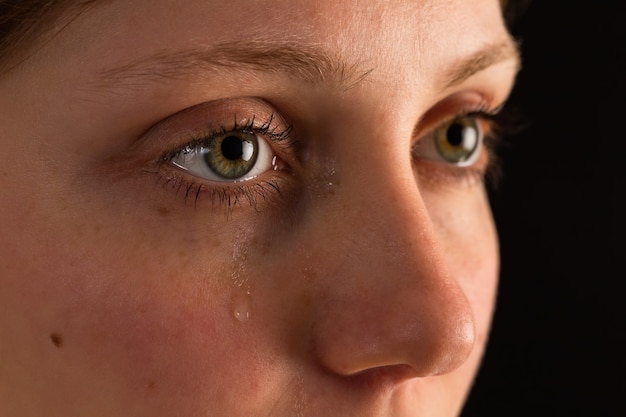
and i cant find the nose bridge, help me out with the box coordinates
[306,126,476,378]
[327,159,442,281]
[311,118,446,293]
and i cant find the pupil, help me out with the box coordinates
[221,136,244,160]
[446,123,464,147]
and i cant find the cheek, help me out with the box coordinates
[0,193,287,414]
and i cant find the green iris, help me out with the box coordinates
[203,131,259,180]
[434,116,481,164]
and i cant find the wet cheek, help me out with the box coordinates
[7,206,281,414]
[49,249,285,413]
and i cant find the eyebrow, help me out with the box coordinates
[440,37,521,88]
[97,37,520,92]
[98,40,372,91]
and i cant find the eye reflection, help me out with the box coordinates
[170,130,274,182]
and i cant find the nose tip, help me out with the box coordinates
[415,298,476,376]
[312,268,476,378]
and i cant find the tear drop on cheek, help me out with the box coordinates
[232,292,251,322]
[230,239,252,322]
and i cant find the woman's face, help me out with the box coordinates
[0,0,518,415]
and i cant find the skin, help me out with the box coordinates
[0,0,519,416]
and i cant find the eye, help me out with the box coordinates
[170,130,274,182]
[417,115,484,167]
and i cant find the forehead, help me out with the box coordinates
[32,0,511,81]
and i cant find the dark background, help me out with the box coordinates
[463,1,625,416]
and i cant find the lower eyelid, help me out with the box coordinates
[153,159,293,211]
[414,143,492,189]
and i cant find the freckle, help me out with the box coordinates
[148,380,156,390]
[157,207,170,216]
[50,333,63,348]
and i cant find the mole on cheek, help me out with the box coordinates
[50,333,63,348]
[157,207,170,216]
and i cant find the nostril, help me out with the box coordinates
[348,364,420,388]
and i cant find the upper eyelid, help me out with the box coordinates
[135,98,296,163]
[162,114,295,161]
[412,94,506,144]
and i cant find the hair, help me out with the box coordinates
[0,0,96,72]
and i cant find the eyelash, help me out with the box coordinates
[155,106,508,208]
[468,106,509,187]
[162,114,296,159]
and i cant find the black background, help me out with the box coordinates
[462,2,625,416]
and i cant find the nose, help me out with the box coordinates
[305,146,476,378]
